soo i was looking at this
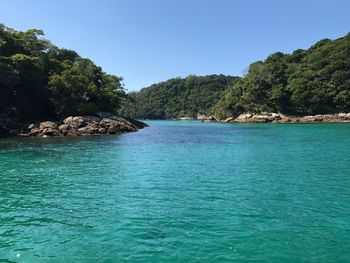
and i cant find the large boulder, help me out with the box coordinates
[100,118,138,133]
[196,114,208,120]
[122,117,149,129]
[41,128,60,136]
[233,113,288,123]
[39,121,57,129]
[205,116,217,122]
[77,123,99,135]
[58,124,70,135]
[28,123,36,129]
[63,116,86,128]
[233,113,253,122]
[29,128,42,136]
[338,113,350,120]
[250,114,271,123]
[223,117,235,123]
[98,128,106,134]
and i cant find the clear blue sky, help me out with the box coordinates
[1,0,349,91]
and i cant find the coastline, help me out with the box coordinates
[0,115,148,138]
[201,113,350,124]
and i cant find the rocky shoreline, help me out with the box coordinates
[0,115,148,138]
[213,113,350,123]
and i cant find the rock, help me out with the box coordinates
[63,116,86,128]
[232,113,289,123]
[250,114,270,123]
[98,128,106,134]
[41,128,60,136]
[107,127,119,134]
[223,117,235,123]
[18,133,30,137]
[13,115,147,138]
[58,124,70,135]
[226,112,350,123]
[29,128,42,136]
[39,121,57,130]
[77,123,98,135]
[196,114,208,120]
[300,115,321,122]
[122,117,149,128]
[279,117,292,123]
[99,118,111,128]
[234,113,253,122]
[179,117,192,120]
[67,130,79,137]
[63,116,74,124]
[205,116,217,122]
[100,118,137,133]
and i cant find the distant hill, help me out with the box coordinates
[119,74,239,119]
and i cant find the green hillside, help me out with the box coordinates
[212,33,350,119]
[119,75,239,119]
[0,24,125,121]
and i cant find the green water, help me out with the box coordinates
[0,121,350,262]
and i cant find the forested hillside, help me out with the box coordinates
[2,23,349,122]
[0,24,125,121]
[212,33,350,119]
[119,75,239,119]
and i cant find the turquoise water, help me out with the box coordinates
[1,120,350,262]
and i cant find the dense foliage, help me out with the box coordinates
[212,33,350,119]
[2,23,348,122]
[119,75,239,119]
[0,24,125,121]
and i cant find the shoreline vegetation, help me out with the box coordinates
[119,33,350,122]
[1,23,349,138]
[0,24,136,138]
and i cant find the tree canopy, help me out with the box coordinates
[212,33,350,119]
[119,75,239,119]
[1,24,349,122]
[0,24,125,121]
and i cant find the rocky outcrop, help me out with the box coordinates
[17,115,147,138]
[223,113,350,123]
[229,113,288,123]
[179,117,193,120]
[196,114,208,120]
[204,116,217,122]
